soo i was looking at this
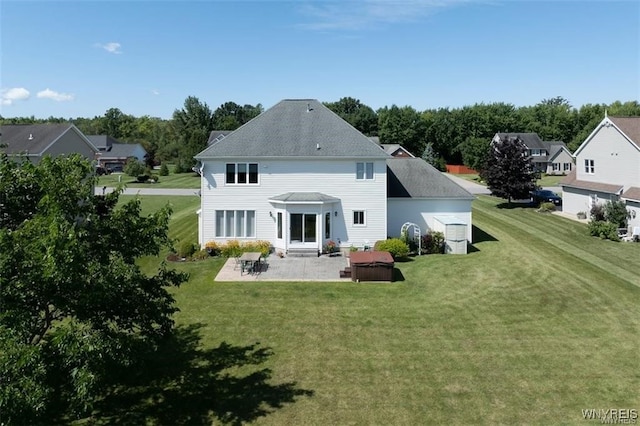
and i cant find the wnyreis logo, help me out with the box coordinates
[582,409,638,424]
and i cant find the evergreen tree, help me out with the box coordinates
[482,136,539,203]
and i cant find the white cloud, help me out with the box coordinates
[152,89,160,95]
[298,0,472,31]
[95,42,122,54]
[37,88,74,102]
[1,87,30,105]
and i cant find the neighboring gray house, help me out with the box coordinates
[207,130,233,145]
[368,137,415,158]
[87,135,147,172]
[195,99,474,253]
[561,115,640,230]
[492,133,574,175]
[0,123,98,163]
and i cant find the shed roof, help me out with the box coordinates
[387,158,474,199]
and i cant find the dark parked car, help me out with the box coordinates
[531,189,562,206]
[95,165,111,176]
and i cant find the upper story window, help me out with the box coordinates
[356,162,374,180]
[226,163,258,184]
[584,159,595,174]
[353,210,366,226]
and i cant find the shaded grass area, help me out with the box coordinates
[451,173,566,188]
[94,194,639,424]
[97,172,200,189]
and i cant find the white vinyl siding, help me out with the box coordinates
[200,159,387,248]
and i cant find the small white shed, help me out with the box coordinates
[433,216,468,254]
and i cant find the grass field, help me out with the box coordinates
[97,171,201,189]
[97,195,640,424]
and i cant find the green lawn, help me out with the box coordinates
[95,195,640,424]
[97,171,201,189]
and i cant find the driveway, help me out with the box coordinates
[443,173,490,195]
[95,187,200,196]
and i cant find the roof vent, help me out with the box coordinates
[28,133,33,140]
[307,103,313,112]
[316,143,320,150]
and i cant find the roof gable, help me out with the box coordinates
[574,116,640,157]
[387,158,474,199]
[1,123,97,156]
[196,99,390,159]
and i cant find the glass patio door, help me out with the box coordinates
[290,213,316,243]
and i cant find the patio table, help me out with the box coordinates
[239,252,262,274]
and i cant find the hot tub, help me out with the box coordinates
[349,251,395,282]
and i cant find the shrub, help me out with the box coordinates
[124,158,146,177]
[590,203,605,221]
[374,238,409,259]
[421,231,445,254]
[159,163,169,176]
[205,240,220,256]
[604,200,629,228]
[220,240,242,258]
[241,240,271,257]
[192,249,209,261]
[136,175,150,183]
[588,220,620,241]
[149,174,160,183]
[173,158,193,174]
[177,240,197,258]
[538,202,556,212]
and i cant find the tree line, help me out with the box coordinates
[2,96,639,171]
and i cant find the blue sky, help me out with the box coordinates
[1,0,638,119]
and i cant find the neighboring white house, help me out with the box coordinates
[561,115,640,229]
[195,99,474,254]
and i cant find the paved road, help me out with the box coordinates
[443,173,491,195]
[95,187,200,196]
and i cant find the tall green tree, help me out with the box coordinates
[482,136,538,203]
[324,97,378,136]
[0,154,187,422]
[459,136,490,173]
[378,105,426,157]
[172,96,214,171]
[212,102,263,130]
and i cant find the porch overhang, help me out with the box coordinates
[268,192,340,205]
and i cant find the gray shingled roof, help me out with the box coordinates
[196,99,390,159]
[1,123,96,155]
[387,158,475,199]
[495,133,545,150]
[86,135,120,150]
[104,143,145,158]
[207,130,233,145]
[269,192,340,203]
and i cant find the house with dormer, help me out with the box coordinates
[195,99,474,254]
[561,115,640,228]
[492,133,573,175]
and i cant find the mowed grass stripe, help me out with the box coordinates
[473,196,640,288]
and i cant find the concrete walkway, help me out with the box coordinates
[214,255,351,282]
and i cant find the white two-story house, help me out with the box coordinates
[561,115,640,229]
[195,99,474,254]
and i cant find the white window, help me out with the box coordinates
[552,163,560,171]
[531,149,541,156]
[584,159,595,174]
[563,163,572,171]
[215,210,256,237]
[226,163,259,184]
[353,210,365,226]
[356,162,374,180]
